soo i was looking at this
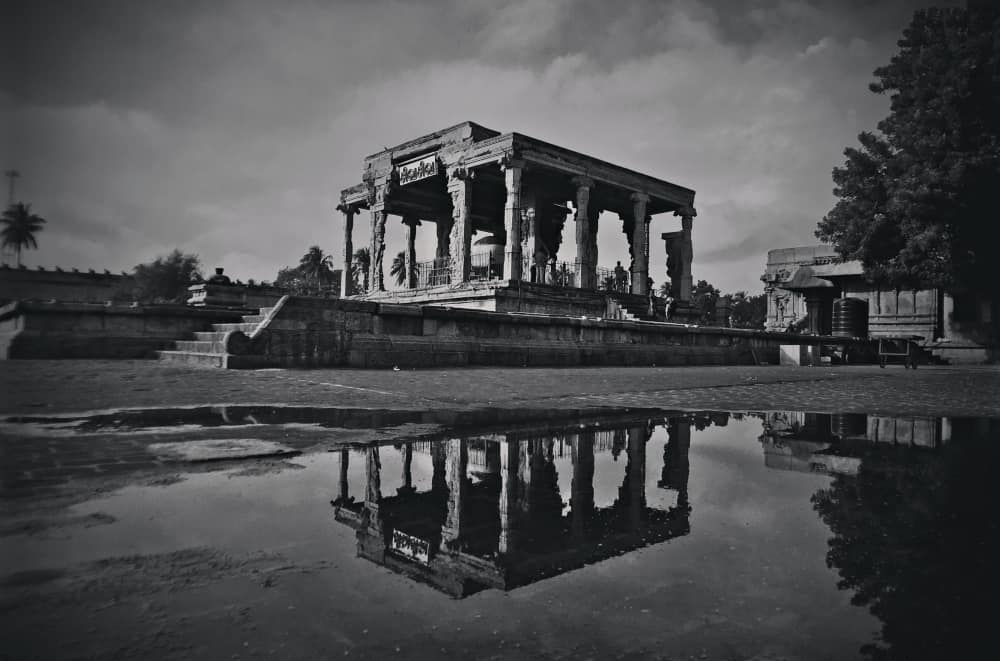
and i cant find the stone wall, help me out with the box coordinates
[0,265,134,304]
[223,296,871,369]
[1,301,245,359]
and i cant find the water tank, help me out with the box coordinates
[832,297,868,338]
[831,413,867,439]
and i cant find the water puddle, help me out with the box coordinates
[3,410,997,660]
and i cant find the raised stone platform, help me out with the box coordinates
[158,295,874,370]
[358,280,674,322]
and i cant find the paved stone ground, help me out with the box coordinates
[2,360,998,506]
[2,359,999,417]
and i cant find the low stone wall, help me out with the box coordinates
[1,301,247,359]
[222,296,871,369]
[0,265,134,305]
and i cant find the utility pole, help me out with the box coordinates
[4,169,19,205]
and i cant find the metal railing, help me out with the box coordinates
[402,255,637,293]
[413,257,452,288]
[469,251,503,283]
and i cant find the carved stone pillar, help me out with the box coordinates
[402,216,420,289]
[502,158,524,281]
[431,441,447,494]
[369,208,388,292]
[573,176,594,289]
[674,207,696,302]
[498,439,520,554]
[364,446,381,512]
[447,168,472,285]
[335,448,350,504]
[337,204,355,297]
[398,443,414,495]
[630,193,650,295]
[442,438,467,544]
[571,431,595,540]
[624,425,648,531]
[659,418,691,512]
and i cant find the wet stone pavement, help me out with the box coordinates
[1,360,999,660]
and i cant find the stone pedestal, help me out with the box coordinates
[186,283,245,307]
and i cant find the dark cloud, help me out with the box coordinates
[2,0,958,292]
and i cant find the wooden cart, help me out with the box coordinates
[876,336,923,369]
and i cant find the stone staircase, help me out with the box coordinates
[606,292,665,322]
[157,306,272,368]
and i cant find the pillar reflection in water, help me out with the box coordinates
[442,438,467,546]
[333,415,694,598]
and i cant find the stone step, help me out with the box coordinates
[157,350,228,368]
[194,331,229,342]
[158,350,269,369]
[173,340,219,353]
[212,322,258,333]
[241,315,266,324]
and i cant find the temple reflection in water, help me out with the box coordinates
[331,415,694,597]
[759,411,954,476]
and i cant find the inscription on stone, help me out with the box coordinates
[390,529,430,563]
[397,155,438,186]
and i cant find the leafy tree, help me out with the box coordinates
[273,246,339,296]
[274,266,310,295]
[816,6,1000,292]
[812,420,1000,659]
[729,291,768,329]
[1,202,46,266]
[691,279,720,325]
[298,245,335,290]
[352,247,370,293]
[132,249,201,303]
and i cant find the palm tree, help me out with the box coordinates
[390,250,406,287]
[298,245,334,294]
[352,247,371,293]
[1,203,46,266]
[390,250,420,288]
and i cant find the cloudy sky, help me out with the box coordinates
[3,0,949,294]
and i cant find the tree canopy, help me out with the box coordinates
[729,291,767,330]
[274,246,338,296]
[352,247,371,294]
[132,249,201,303]
[1,203,47,267]
[816,6,1000,292]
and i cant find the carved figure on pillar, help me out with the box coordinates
[674,206,696,302]
[370,209,387,292]
[661,231,683,299]
[501,155,524,281]
[447,166,472,286]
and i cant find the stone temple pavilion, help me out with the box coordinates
[337,122,697,320]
